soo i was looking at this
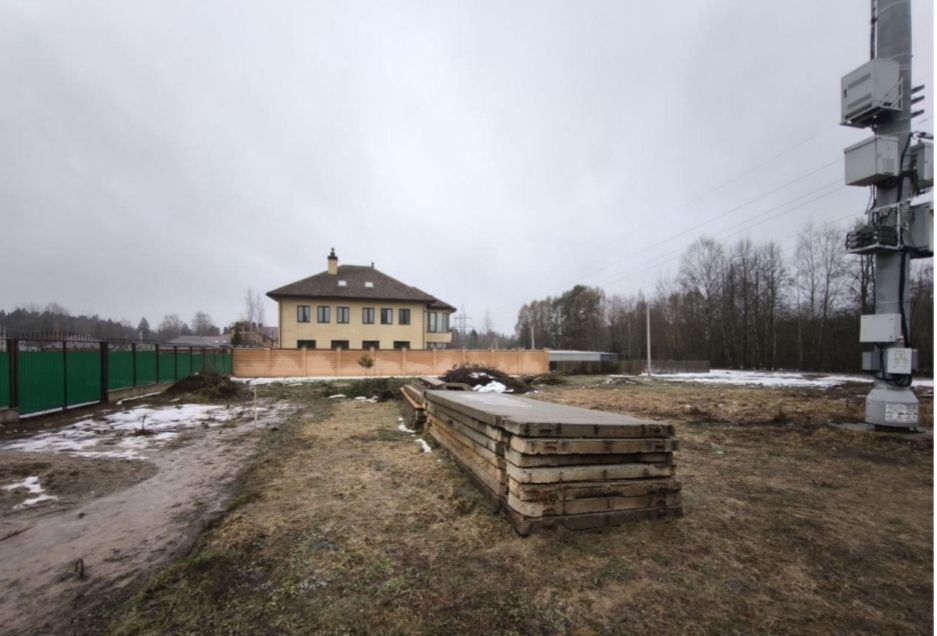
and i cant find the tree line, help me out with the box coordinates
[515,220,934,373]
[0,304,223,343]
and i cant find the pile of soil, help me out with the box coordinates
[440,364,531,394]
[165,372,243,401]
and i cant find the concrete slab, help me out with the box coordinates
[425,390,673,438]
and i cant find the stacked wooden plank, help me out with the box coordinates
[424,390,682,535]
[400,383,427,431]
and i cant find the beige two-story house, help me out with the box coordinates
[268,249,455,350]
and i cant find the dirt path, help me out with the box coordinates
[0,404,286,636]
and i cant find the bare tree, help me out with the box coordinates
[191,311,218,336]
[243,289,266,329]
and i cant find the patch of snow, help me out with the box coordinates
[328,394,346,399]
[2,404,238,460]
[649,369,934,389]
[397,422,418,434]
[116,391,163,405]
[3,476,58,508]
[417,438,432,453]
[473,381,507,393]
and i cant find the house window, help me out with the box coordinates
[330,340,349,350]
[338,280,347,287]
[393,341,410,350]
[380,308,393,325]
[399,308,411,325]
[362,307,375,324]
[317,306,330,323]
[365,281,374,288]
[337,306,350,324]
[427,342,447,350]
[297,339,316,349]
[427,311,450,333]
[362,340,380,349]
[297,305,311,323]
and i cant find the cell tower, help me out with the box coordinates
[840,0,933,429]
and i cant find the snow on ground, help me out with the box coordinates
[473,381,508,393]
[395,417,431,452]
[646,369,934,389]
[2,404,256,460]
[3,476,58,508]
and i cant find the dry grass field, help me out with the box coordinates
[101,379,933,636]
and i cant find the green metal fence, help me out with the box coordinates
[3,339,233,417]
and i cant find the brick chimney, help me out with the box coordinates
[327,248,338,275]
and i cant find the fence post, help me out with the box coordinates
[432,348,438,374]
[100,341,109,402]
[155,343,160,383]
[189,347,193,375]
[131,342,138,387]
[336,347,342,377]
[9,339,18,409]
[62,340,68,409]
[400,347,406,374]
[174,346,178,380]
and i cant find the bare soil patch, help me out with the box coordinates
[0,396,288,636]
[0,452,157,517]
[103,383,933,635]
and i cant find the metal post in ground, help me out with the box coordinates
[131,342,137,388]
[646,302,652,377]
[62,340,68,409]
[9,339,18,409]
[863,0,919,428]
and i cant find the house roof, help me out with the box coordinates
[268,264,455,311]
[166,335,231,348]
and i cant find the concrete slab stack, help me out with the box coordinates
[423,390,682,535]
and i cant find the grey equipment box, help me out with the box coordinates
[910,141,934,189]
[841,58,902,127]
[859,314,903,343]
[844,135,900,186]
[906,202,933,258]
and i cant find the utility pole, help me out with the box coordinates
[530,324,535,350]
[842,0,932,429]
[645,301,652,376]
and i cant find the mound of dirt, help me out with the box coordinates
[165,372,243,401]
[440,364,531,394]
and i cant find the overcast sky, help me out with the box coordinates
[1,0,933,334]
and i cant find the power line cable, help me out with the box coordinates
[587,158,843,280]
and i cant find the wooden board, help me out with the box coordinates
[507,491,682,518]
[503,448,672,468]
[419,376,446,388]
[508,477,682,502]
[427,411,504,456]
[401,383,426,403]
[506,462,675,484]
[509,436,677,455]
[427,414,505,468]
[425,402,511,444]
[428,420,507,496]
[507,505,683,535]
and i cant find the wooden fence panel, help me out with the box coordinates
[232,348,550,378]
